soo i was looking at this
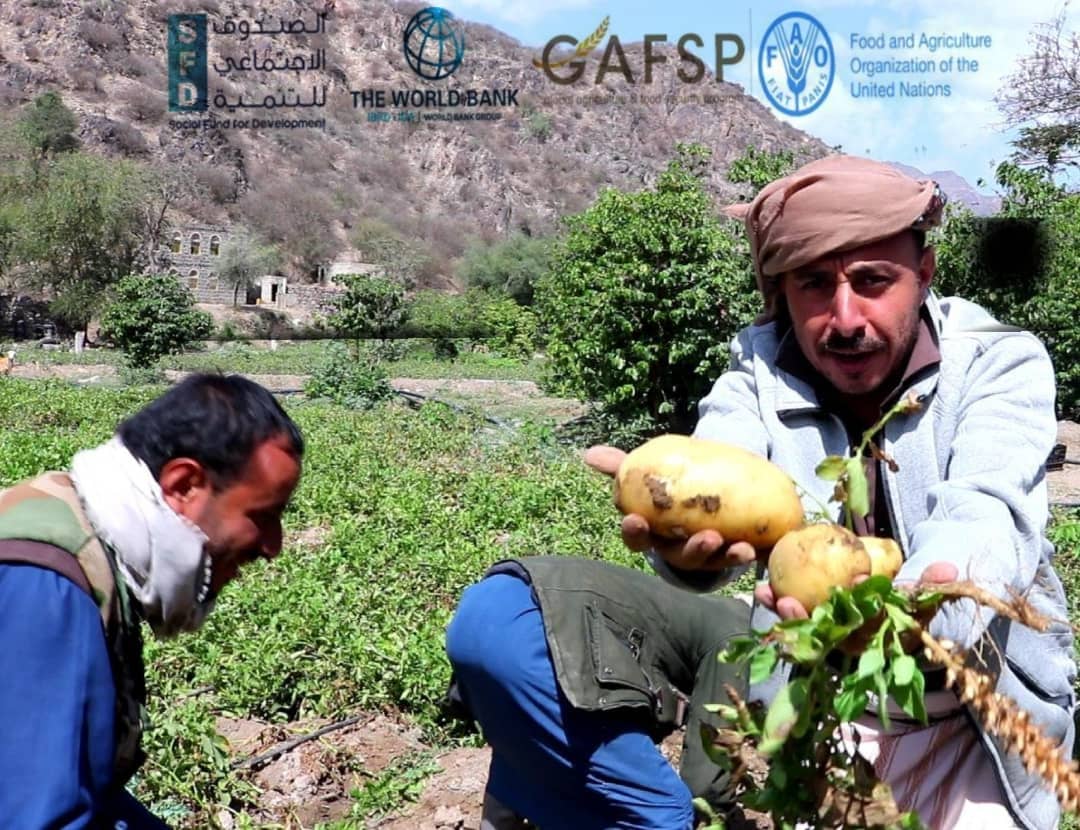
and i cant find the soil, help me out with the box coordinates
[215,714,771,830]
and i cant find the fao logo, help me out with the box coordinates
[759,12,834,116]
[403,7,465,80]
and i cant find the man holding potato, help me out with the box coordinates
[448,156,1073,829]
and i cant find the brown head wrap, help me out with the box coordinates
[724,155,946,321]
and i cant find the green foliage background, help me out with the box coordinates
[536,144,763,444]
[98,274,213,368]
[932,162,1080,418]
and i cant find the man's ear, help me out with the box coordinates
[919,245,936,296]
[158,457,212,519]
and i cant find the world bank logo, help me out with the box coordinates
[403,7,465,80]
[759,12,834,116]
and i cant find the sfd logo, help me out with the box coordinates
[169,14,207,112]
[759,12,834,116]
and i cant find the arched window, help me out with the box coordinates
[167,268,180,277]
[170,232,182,254]
[210,235,221,256]
[206,272,218,291]
[187,269,199,291]
[190,233,201,256]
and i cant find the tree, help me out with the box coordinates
[99,274,213,367]
[217,229,280,305]
[14,152,153,332]
[16,92,79,161]
[327,273,408,357]
[996,9,1080,171]
[535,144,761,443]
[350,217,430,288]
[933,161,1080,418]
[241,180,342,279]
[456,233,552,305]
[727,146,797,191]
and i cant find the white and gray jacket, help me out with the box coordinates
[657,292,1075,830]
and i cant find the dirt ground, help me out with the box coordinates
[216,714,767,830]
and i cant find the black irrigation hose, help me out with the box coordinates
[231,713,373,771]
[227,386,518,431]
[393,388,517,431]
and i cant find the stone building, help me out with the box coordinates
[160,225,354,316]
[161,224,236,305]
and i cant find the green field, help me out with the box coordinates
[6,338,547,382]
[0,377,640,824]
[2,377,1077,827]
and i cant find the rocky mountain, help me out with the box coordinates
[0,0,836,284]
[888,162,1001,216]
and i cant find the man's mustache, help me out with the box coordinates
[821,334,885,354]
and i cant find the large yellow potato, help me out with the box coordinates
[768,524,871,611]
[860,536,904,579]
[614,434,805,548]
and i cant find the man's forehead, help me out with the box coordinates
[240,436,302,493]
[793,233,921,274]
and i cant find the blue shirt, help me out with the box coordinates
[0,563,166,829]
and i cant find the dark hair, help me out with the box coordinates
[118,373,304,488]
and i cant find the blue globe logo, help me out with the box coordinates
[403,7,465,80]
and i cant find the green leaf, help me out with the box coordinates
[760,678,807,756]
[815,455,847,481]
[788,629,824,663]
[909,664,928,723]
[857,644,886,679]
[749,644,779,685]
[835,687,869,721]
[875,668,892,730]
[703,703,740,723]
[845,456,870,517]
[892,655,917,687]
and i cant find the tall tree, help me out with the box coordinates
[16,91,79,161]
[14,153,151,332]
[217,229,280,305]
[535,144,761,442]
[996,9,1080,171]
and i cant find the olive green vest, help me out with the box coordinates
[0,472,147,787]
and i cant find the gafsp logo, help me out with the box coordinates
[759,12,834,116]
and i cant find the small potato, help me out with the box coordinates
[614,434,805,548]
[768,524,871,612]
[860,536,904,579]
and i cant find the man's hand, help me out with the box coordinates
[584,444,757,572]
[753,560,960,620]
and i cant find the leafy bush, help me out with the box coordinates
[535,144,761,442]
[525,110,553,143]
[98,274,213,368]
[933,161,1080,419]
[328,273,408,354]
[304,342,394,408]
[478,295,539,360]
[727,145,797,191]
[405,290,486,359]
[456,233,552,305]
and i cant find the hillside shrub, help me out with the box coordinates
[535,144,761,443]
[933,162,1080,418]
[98,274,213,368]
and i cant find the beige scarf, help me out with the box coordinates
[71,437,215,638]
